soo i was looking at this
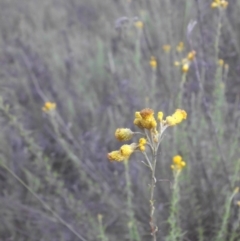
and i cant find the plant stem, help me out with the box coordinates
[149,147,157,241]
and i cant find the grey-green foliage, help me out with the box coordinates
[0,0,240,240]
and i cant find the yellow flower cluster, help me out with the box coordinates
[149,56,157,69]
[134,108,157,130]
[42,102,56,112]
[171,155,186,171]
[175,50,196,73]
[108,144,137,162]
[165,109,187,126]
[211,0,228,9]
[162,45,171,53]
[108,108,187,162]
[138,138,147,152]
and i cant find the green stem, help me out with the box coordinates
[149,147,157,241]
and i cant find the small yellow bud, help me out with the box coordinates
[157,112,164,121]
[182,63,189,73]
[171,155,186,171]
[139,138,147,145]
[218,59,224,66]
[139,145,146,152]
[187,51,196,61]
[42,102,56,112]
[173,155,182,164]
[149,56,157,69]
[115,128,133,141]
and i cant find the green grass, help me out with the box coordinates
[0,0,240,240]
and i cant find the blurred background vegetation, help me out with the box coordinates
[0,0,240,240]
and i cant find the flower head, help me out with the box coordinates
[120,144,137,159]
[218,59,224,66]
[108,143,137,162]
[211,0,228,9]
[115,128,133,141]
[171,155,186,171]
[166,109,187,126]
[139,108,157,129]
[157,112,164,121]
[182,63,189,73]
[42,102,56,112]
[138,138,147,152]
[108,150,125,162]
[187,51,196,61]
[149,56,157,69]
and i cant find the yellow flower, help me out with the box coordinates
[166,116,177,126]
[139,138,147,145]
[166,109,187,126]
[108,144,137,162]
[139,145,146,151]
[182,63,189,73]
[134,109,157,130]
[120,144,137,159]
[176,42,184,52]
[171,155,186,171]
[157,112,164,121]
[187,51,196,61]
[138,138,147,152]
[42,102,56,112]
[108,150,125,162]
[162,45,171,53]
[211,0,228,8]
[139,108,157,129]
[134,112,144,129]
[134,21,144,29]
[237,201,240,207]
[149,56,157,69]
[218,59,224,66]
[115,128,133,141]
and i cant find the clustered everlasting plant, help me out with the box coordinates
[108,108,187,241]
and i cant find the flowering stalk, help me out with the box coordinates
[149,144,158,241]
[108,108,187,241]
[167,156,186,241]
